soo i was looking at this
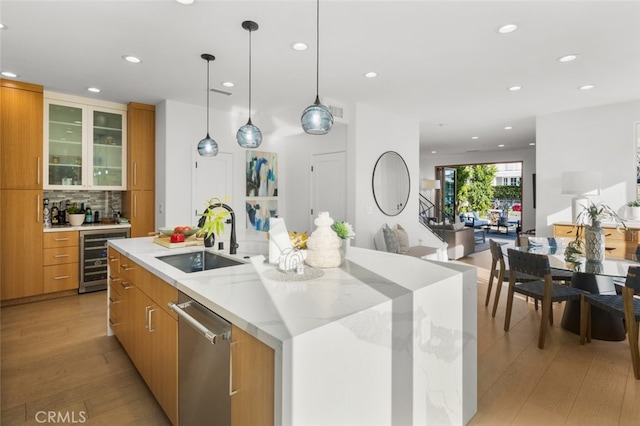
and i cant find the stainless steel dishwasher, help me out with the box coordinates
[169,291,231,426]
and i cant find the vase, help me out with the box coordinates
[203,232,215,248]
[584,221,605,262]
[305,212,342,268]
[341,238,350,259]
[630,206,640,220]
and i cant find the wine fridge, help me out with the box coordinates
[79,228,130,293]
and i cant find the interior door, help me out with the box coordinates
[310,152,346,231]
[192,152,233,225]
[436,166,457,223]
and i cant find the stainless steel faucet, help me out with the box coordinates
[198,203,238,255]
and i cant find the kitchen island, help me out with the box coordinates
[108,237,477,425]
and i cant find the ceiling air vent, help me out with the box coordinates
[210,88,233,96]
[466,149,479,153]
[328,105,343,119]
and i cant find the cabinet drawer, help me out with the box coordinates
[43,247,79,266]
[109,306,124,341]
[602,228,630,241]
[44,231,78,248]
[43,263,78,293]
[553,225,577,238]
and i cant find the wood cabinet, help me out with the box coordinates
[125,102,155,237]
[44,92,127,190]
[122,190,155,238]
[43,231,79,293]
[553,223,637,260]
[107,250,177,425]
[231,325,275,426]
[1,80,43,189]
[0,80,44,302]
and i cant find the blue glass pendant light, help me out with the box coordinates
[237,20,263,149]
[197,53,219,157]
[301,0,333,135]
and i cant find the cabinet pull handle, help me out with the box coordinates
[36,194,41,223]
[230,340,238,396]
[109,317,120,327]
[53,275,69,280]
[144,305,151,329]
[54,254,70,258]
[148,308,156,332]
[108,256,118,261]
[121,281,133,290]
[134,194,137,218]
[37,156,41,185]
[109,296,121,304]
[134,162,137,187]
[54,238,70,242]
[109,275,122,282]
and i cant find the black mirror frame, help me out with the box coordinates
[371,150,411,216]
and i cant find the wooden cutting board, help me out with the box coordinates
[153,235,204,249]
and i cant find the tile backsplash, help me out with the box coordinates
[44,190,122,219]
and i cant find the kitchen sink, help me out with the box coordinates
[157,251,244,273]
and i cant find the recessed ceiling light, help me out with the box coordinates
[87,87,101,93]
[558,54,579,63]
[579,84,595,90]
[175,0,194,4]
[1,71,18,78]
[431,151,436,154]
[292,42,308,51]
[497,23,518,34]
[0,23,6,30]
[221,81,234,88]
[498,144,505,147]
[504,126,513,130]
[508,85,522,91]
[122,55,142,64]
[529,142,536,146]
[471,136,479,140]
[363,72,378,78]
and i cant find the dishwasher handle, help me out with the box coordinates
[168,301,230,344]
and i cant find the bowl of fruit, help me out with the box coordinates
[158,226,201,237]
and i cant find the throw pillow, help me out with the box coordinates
[394,224,410,254]
[382,224,399,253]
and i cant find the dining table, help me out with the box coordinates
[506,244,640,341]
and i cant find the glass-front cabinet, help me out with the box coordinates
[44,93,126,190]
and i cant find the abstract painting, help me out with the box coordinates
[246,199,278,232]
[246,151,277,197]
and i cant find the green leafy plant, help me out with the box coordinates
[66,205,83,214]
[331,221,355,240]
[627,200,640,207]
[563,238,584,265]
[576,202,626,230]
[199,197,229,239]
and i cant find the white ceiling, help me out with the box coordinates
[2,0,640,156]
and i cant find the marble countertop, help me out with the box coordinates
[44,223,131,232]
[109,237,467,350]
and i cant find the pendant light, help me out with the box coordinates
[197,53,219,157]
[301,0,333,135]
[237,20,263,149]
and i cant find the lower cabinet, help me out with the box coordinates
[553,223,637,260]
[108,247,275,426]
[108,249,177,425]
[43,231,79,293]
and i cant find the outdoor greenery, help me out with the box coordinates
[493,184,522,201]
[457,164,498,216]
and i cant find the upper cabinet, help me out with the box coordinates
[44,92,127,190]
[127,102,155,191]
[1,80,44,190]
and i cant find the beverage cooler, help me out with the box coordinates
[79,229,130,293]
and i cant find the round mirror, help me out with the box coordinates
[372,151,411,216]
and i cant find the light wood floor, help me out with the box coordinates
[460,249,640,425]
[2,253,640,425]
[0,292,170,425]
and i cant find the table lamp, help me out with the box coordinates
[421,179,441,201]
[561,171,602,223]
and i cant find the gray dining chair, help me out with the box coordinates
[580,266,640,379]
[505,249,587,349]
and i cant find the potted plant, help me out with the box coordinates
[627,200,640,220]
[197,197,230,248]
[66,205,85,226]
[574,202,626,262]
[331,220,355,257]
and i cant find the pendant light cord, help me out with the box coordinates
[248,28,253,121]
[315,0,320,98]
[206,58,211,134]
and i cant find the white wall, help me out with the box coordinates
[420,148,537,231]
[536,100,640,236]
[353,103,430,249]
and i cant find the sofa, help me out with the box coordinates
[374,224,440,260]
[460,212,489,228]
[428,224,475,259]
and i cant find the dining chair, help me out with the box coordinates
[505,249,587,349]
[526,237,574,283]
[486,240,535,318]
[580,266,640,379]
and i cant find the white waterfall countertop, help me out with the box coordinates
[108,237,477,425]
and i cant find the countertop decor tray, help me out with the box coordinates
[153,236,203,249]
